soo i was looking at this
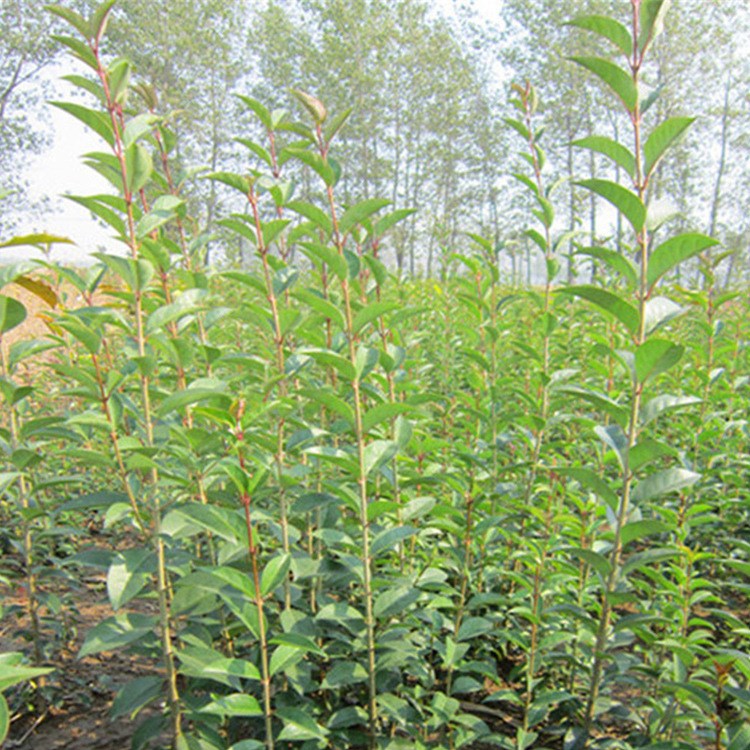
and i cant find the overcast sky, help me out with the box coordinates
[14,0,503,263]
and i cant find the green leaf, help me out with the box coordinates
[630,439,678,471]
[374,208,416,237]
[288,148,338,187]
[294,289,344,326]
[178,646,260,686]
[51,34,98,69]
[269,645,304,677]
[456,616,493,642]
[621,519,670,547]
[157,382,232,415]
[321,661,368,688]
[145,289,207,333]
[595,424,628,470]
[573,136,635,176]
[361,402,413,433]
[0,295,26,334]
[371,526,418,556]
[559,286,639,335]
[107,548,154,610]
[325,107,353,146]
[0,694,7,746]
[556,467,618,508]
[125,143,154,192]
[51,102,114,146]
[123,114,158,149]
[269,633,326,658]
[236,94,273,129]
[287,200,333,235]
[575,246,637,286]
[632,468,701,503]
[0,653,53,691]
[644,117,694,175]
[567,15,632,56]
[505,117,530,141]
[635,339,684,383]
[277,707,329,741]
[261,554,291,596]
[373,585,420,617]
[111,676,164,719]
[315,602,366,633]
[79,614,157,658]
[363,440,399,477]
[576,179,646,233]
[162,503,239,544]
[353,301,398,333]
[202,693,262,717]
[566,547,612,578]
[727,722,750,750]
[302,348,356,381]
[338,198,390,236]
[205,172,250,195]
[569,57,638,112]
[647,233,719,288]
[355,345,379,380]
[640,395,701,425]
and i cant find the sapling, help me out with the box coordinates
[566,0,718,743]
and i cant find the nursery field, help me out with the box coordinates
[1,2,750,749]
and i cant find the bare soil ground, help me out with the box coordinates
[1,577,163,750]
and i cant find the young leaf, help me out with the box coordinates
[644,117,694,175]
[569,57,638,112]
[90,0,117,45]
[290,89,327,124]
[639,0,672,52]
[0,233,73,250]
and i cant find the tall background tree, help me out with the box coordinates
[3,0,749,281]
[0,0,59,233]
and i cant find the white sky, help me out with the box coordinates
[14,0,504,263]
